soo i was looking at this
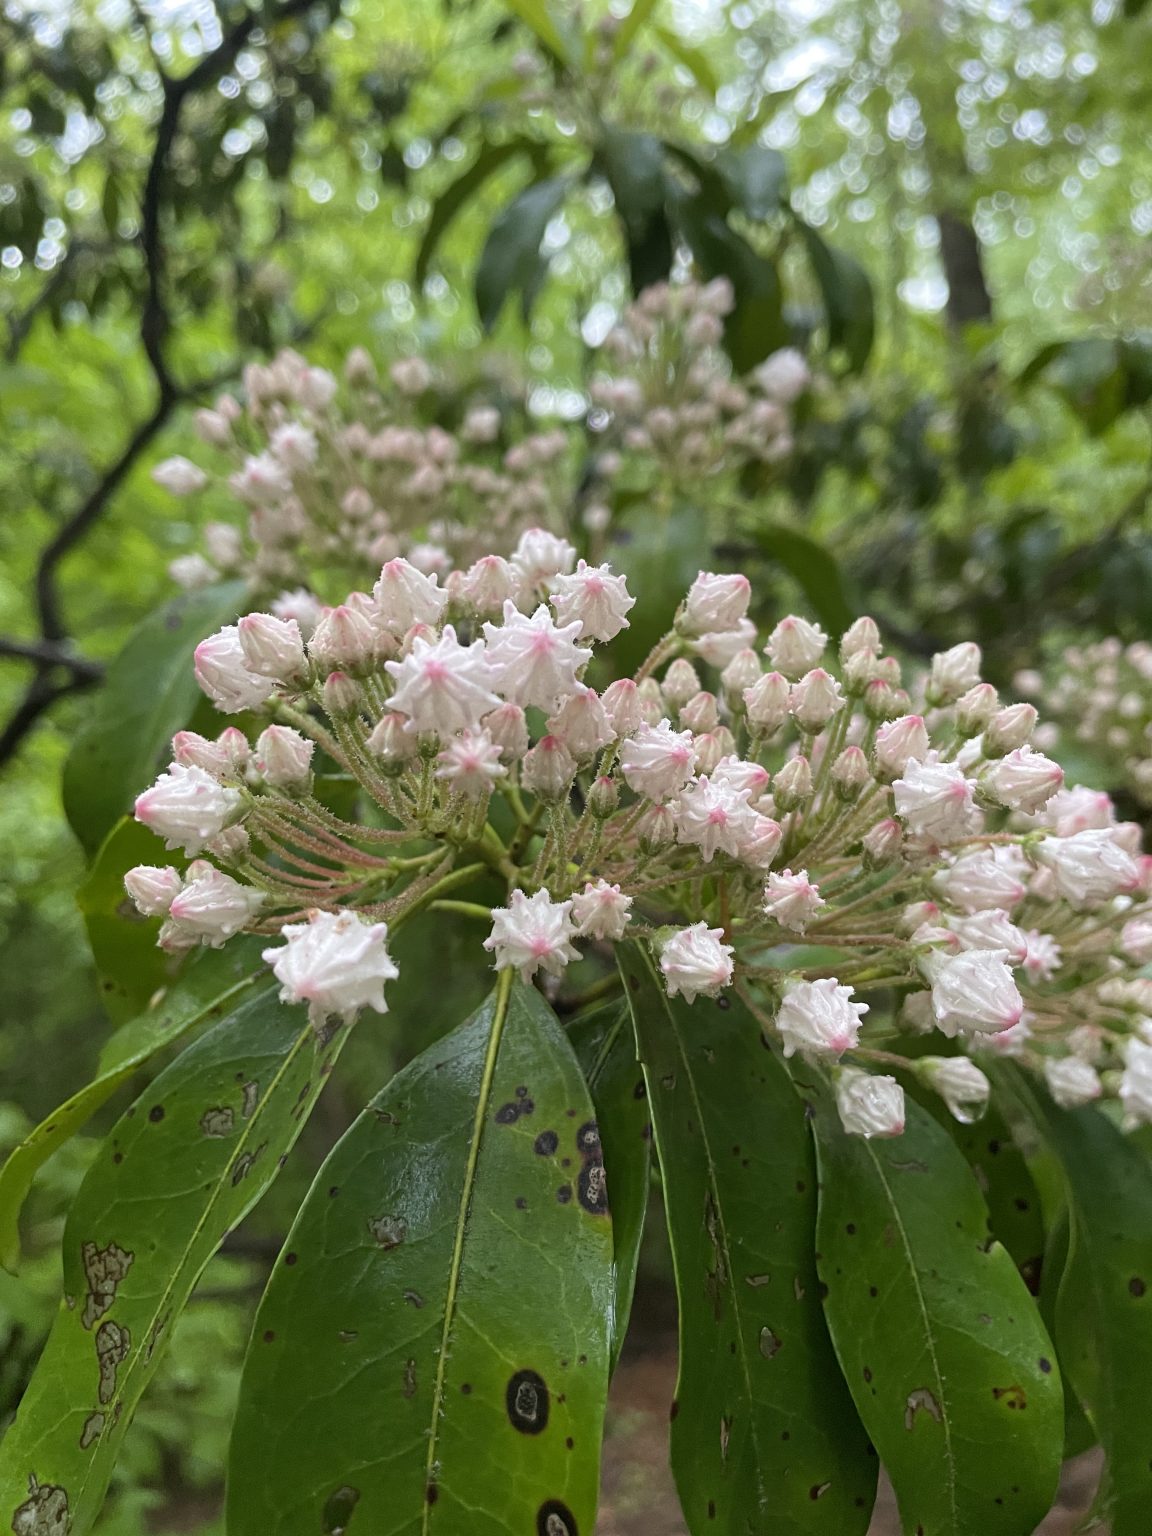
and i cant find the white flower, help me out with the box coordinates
[674,775,758,862]
[1121,916,1152,965]
[681,572,751,636]
[194,627,278,714]
[711,755,770,799]
[1034,830,1140,909]
[309,604,378,672]
[971,1014,1033,1058]
[1022,930,1063,982]
[373,558,449,635]
[254,725,314,790]
[237,613,306,681]
[921,949,1023,1037]
[547,687,614,758]
[484,889,579,982]
[945,910,1028,964]
[764,616,827,679]
[230,452,293,505]
[763,869,825,933]
[124,865,183,917]
[744,671,791,732]
[659,923,734,1003]
[1043,1056,1103,1109]
[269,421,318,470]
[571,880,633,941]
[461,556,517,615]
[917,1057,990,1124]
[776,978,868,1060]
[693,620,757,667]
[1038,785,1115,837]
[893,758,982,844]
[550,560,635,642]
[152,456,208,495]
[435,729,506,799]
[874,715,930,778]
[483,603,592,712]
[134,763,244,856]
[168,861,265,947]
[602,678,643,738]
[753,347,811,403]
[835,1068,905,1138]
[510,527,576,589]
[934,848,1027,913]
[385,626,501,736]
[789,669,844,732]
[619,719,697,803]
[738,813,784,869]
[982,747,1064,815]
[390,355,433,394]
[169,554,218,589]
[271,588,324,637]
[1119,1038,1152,1127]
[927,642,981,703]
[263,909,399,1027]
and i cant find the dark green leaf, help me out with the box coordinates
[1019,1085,1152,1533]
[0,937,267,1274]
[749,523,856,638]
[570,1000,651,1367]
[718,145,789,221]
[943,1097,1045,1293]
[675,198,788,371]
[61,581,245,860]
[1037,1207,1098,1457]
[75,818,174,1025]
[600,128,673,292]
[807,1082,1063,1536]
[227,975,614,1534]
[474,175,573,332]
[0,984,341,1535]
[798,223,875,372]
[414,139,536,289]
[618,943,875,1535]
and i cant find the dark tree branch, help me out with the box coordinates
[0,637,104,679]
[936,210,994,330]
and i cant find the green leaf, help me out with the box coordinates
[569,1001,651,1368]
[227,975,614,1534]
[675,198,788,372]
[617,943,875,1535]
[1037,1208,1098,1458]
[474,175,573,332]
[75,818,174,1025]
[942,1097,1045,1294]
[0,937,267,1274]
[0,984,343,1535]
[599,128,673,293]
[504,0,578,68]
[414,139,538,289]
[613,0,661,58]
[749,523,856,638]
[798,223,875,372]
[1020,1089,1152,1532]
[62,581,246,860]
[653,24,718,96]
[807,1082,1064,1536]
[606,500,712,675]
[717,145,789,221]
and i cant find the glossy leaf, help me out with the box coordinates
[0,937,268,1273]
[0,984,342,1536]
[942,1097,1045,1294]
[750,523,856,638]
[1036,1207,1098,1458]
[675,199,788,372]
[798,222,875,373]
[618,942,876,1535]
[414,138,540,288]
[718,145,788,220]
[807,1083,1063,1536]
[1021,1088,1152,1533]
[227,975,614,1535]
[475,174,574,331]
[600,128,673,293]
[569,1000,651,1367]
[75,817,176,1024]
[61,580,245,859]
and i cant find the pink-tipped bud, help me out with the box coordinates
[662,658,701,711]
[322,670,362,718]
[588,775,620,819]
[238,612,307,682]
[955,683,999,737]
[254,725,314,790]
[637,803,677,854]
[840,616,881,662]
[366,712,417,770]
[744,671,790,733]
[984,703,1038,755]
[309,604,377,673]
[484,702,530,761]
[636,678,665,726]
[124,864,183,917]
[720,648,762,701]
[790,668,844,733]
[927,642,982,706]
[602,678,643,738]
[679,690,719,734]
[521,735,577,802]
[874,714,929,780]
[773,755,812,811]
[831,745,871,801]
[862,817,903,869]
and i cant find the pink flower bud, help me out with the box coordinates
[789,668,844,733]
[637,803,677,853]
[862,818,903,868]
[168,860,265,946]
[984,703,1038,755]
[764,615,827,679]
[635,678,665,726]
[680,573,751,637]
[602,678,643,738]
[152,456,207,495]
[1043,1056,1102,1109]
[588,775,620,818]
[365,712,417,767]
[874,715,929,779]
[124,865,183,917]
[982,747,1063,815]
[134,763,244,857]
[238,612,306,681]
[744,671,790,733]
[720,648,761,699]
[662,659,701,711]
[659,923,734,1003]
[773,755,812,811]
[194,627,277,714]
[521,735,577,801]
[679,690,719,734]
[483,703,530,761]
[255,725,314,790]
[322,670,363,718]
[309,604,378,673]
[547,687,614,759]
[840,616,881,662]
[835,1068,904,1138]
[831,745,870,801]
[927,642,982,705]
[955,683,999,737]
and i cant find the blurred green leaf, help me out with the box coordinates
[749,523,856,638]
[414,138,540,288]
[798,222,875,372]
[654,24,718,96]
[718,145,789,221]
[227,976,613,1534]
[474,174,574,331]
[76,818,174,1025]
[613,0,661,58]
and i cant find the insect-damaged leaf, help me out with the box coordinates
[569,1000,651,1368]
[617,942,875,1535]
[805,1080,1063,1536]
[0,985,344,1536]
[0,936,268,1273]
[226,975,614,1535]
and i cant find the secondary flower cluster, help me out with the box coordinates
[126,542,1152,1140]
[1016,637,1152,808]
[151,281,810,602]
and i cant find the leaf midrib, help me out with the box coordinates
[422,967,515,1532]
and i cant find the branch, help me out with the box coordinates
[0,637,104,680]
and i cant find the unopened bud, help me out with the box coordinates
[636,678,665,726]
[366,712,416,771]
[637,803,676,854]
[124,864,183,917]
[322,670,362,718]
[790,669,844,733]
[831,745,870,802]
[840,616,881,662]
[238,612,307,682]
[862,679,901,721]
[955,683,1000,737]
[862,817,903,869]
[773,755,812,811]
[602,678,642,738]
[927,642,982,706]
[984,703,1038,756]
[484,703,530,761]
[588,775,620,818]
[522,735,577,801]
[680,690,719,734]
[254,725,314,791]
[663,658,701,711]
[692,732,725,776]
[309,604,377,673]
[721,648,761,703]
[874,714,929,780]
[744,671,790,734]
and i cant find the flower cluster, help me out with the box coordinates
[152,283,810,603]
[1016,638,1152,808]
[127,545,1152,1139]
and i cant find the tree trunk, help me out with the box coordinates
[936,210,993,328]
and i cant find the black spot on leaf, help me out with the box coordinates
[537,1500,577,1536]
[534,1130,559,1156]
[321,1485,360,1534]
[507,1369,550,1433]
